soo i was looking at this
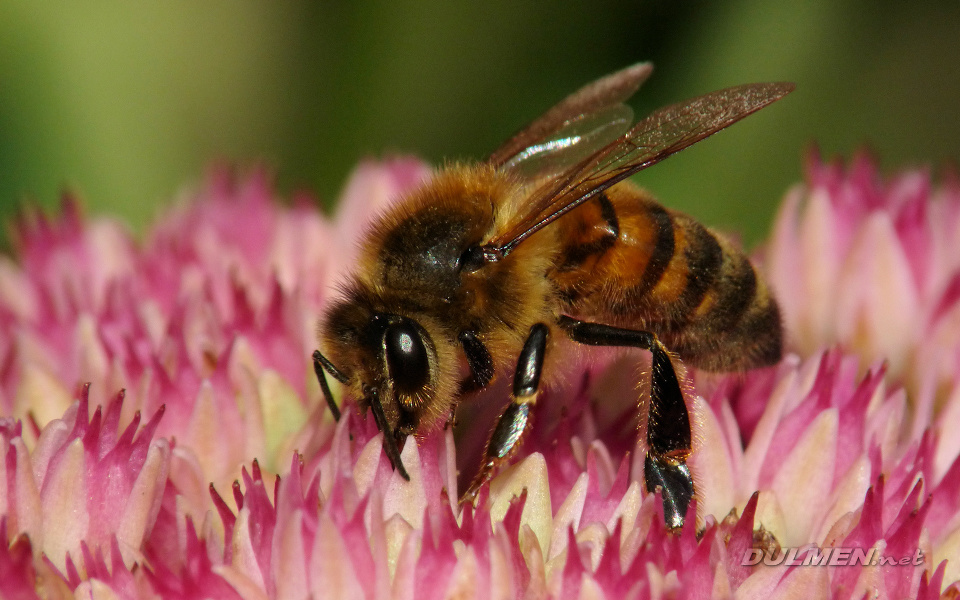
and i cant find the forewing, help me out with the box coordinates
[499,104,633,181]
[487,82,795,255]
[488,62,653,169]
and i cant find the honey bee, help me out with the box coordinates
[313,64,792,529]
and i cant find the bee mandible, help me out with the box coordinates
[313,63,792,529]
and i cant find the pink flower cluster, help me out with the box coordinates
[766,151,960,403]
[1,154,959,598]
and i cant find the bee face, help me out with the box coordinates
[321,294,442,433]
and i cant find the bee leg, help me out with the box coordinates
[313,351,410,481]
[461,323,548,502]
[558,316,694,530]
[312,350,348,421]
[366,387,411,481]
[457,330,495,394]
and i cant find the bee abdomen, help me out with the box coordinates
[555,185,782,372]
[666,218,782,371]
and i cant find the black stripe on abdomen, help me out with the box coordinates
[632,204,675,297]
[695,250,757,337]
[675,218,723,317]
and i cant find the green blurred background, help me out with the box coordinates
[1,1,958,246]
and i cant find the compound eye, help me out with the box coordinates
[384,320,430,395]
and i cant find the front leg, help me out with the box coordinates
[313,349,347,421]
[458,330,495,394]
[559,315,694,530]
[462,323,548,501]
[312,350,410,480]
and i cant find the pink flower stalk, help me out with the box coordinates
[0,156,959,598]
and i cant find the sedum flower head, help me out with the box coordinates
[765,150,960,401]
[0,155,958,599]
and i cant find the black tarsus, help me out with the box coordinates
[513,324,548,397]
[646,340,692,457]
[558,315,694,530]
[486,401,533,462]
[645,457,694,529]
[459,330,495,392]
[463,323,548,501]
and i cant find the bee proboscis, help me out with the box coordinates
[314,63,792,529]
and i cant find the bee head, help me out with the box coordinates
[321,292,449,418]
[319,280,464,480]
[372,314,437,432]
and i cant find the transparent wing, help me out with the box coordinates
[485,82,795,256]
[488,62,653,171]
[499,104,633,181]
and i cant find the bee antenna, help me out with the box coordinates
[366,388,411,481]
